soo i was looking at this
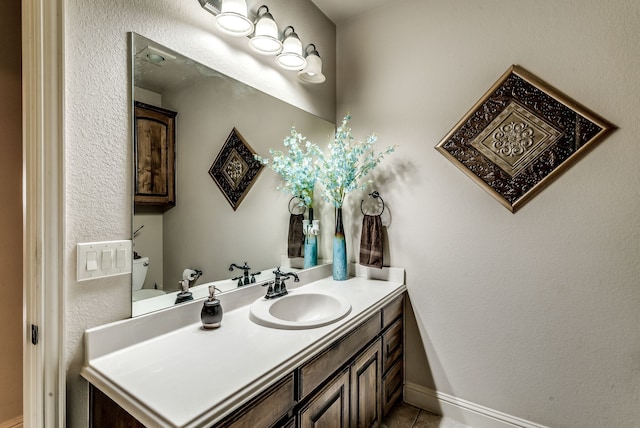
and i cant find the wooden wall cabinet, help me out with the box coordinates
[134,101,177,211]
[90,293,404,428]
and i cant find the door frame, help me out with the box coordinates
[22,0,65,426]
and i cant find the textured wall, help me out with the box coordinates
[337,0,640,426]
[63,0,335,426]
[0,0,22,424]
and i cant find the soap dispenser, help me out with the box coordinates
[175,279,194,304]
[201,286,223,329]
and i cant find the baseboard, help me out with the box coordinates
[404,382,548,428]
[0,416,23,428]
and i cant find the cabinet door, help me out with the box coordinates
[298,368,350,428]
[382,359,403,418]
[90,385,145,428]
[382,318,403,374]
[134,101,177,211]
[350,339,382,428]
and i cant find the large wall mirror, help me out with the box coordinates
[131,33,335,317]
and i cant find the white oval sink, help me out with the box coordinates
[249,291,352,330]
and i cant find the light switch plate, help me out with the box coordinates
[77,240,132,281]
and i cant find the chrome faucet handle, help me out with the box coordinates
[272,266,283,282]
[261,280,277,299]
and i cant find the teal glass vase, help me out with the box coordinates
[304,234,318,269]
[333,207,347,280]
[303,208,318,269]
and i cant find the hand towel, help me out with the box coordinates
[287,213,304,258]
[359,214,383,268]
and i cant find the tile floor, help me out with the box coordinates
[381,401,472,428]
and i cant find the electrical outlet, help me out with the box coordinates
[77,240,132,281]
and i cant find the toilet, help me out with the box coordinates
[132,256,165,301]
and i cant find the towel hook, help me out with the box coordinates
[361,191,385,216]
[288,196,307,215]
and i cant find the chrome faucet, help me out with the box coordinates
[229,262,260,287]
[262,267,299,299]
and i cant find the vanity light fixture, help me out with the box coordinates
[248,5,283,55]
[215,0,254,37]
[196,1,324,83]
[276,26,307,71]
[298,44,326,84]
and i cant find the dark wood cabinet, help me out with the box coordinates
[134,101,177,211]
[90,387,145,428]
[380,302,404,419]
[89,293,405,428]
[298,368,350,428]
[216,374,295,428]
[350,339,382,428]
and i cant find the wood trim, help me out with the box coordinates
[22,0,65,426]
[0,416,23,428]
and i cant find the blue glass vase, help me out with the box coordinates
[333,207,347,280]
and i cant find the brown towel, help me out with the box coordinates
[288,214,304,258]
[359,215,383,268]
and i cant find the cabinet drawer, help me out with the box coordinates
[382,359,403,418]
[217,373,295,428]
[381,295,404,330]
[299,313,381,398]
[382,318,403,374]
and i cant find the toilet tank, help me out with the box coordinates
[132,256,149,291]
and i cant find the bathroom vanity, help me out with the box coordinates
[82,265,405,427]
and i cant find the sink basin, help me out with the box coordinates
[249,290,352,330]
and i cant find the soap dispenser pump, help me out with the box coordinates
[201,286,223,329]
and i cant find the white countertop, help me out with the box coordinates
[81,265,405,427]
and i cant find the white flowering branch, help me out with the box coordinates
[255,127,319,209]
[313,115,396,208]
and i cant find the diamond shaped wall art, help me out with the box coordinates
[209,127,264,211]
[435,65,615,212]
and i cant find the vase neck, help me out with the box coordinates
[335,207,344,234]
[308,207,314,222]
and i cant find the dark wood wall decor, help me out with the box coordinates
[435,65,615,212]
[134,101,177,211]
[209,127,264,211]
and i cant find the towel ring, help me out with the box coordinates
[288,196,307,215]
[361,191,385,216]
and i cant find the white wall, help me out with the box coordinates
[337,0,640,427]
[63,0,335,426]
